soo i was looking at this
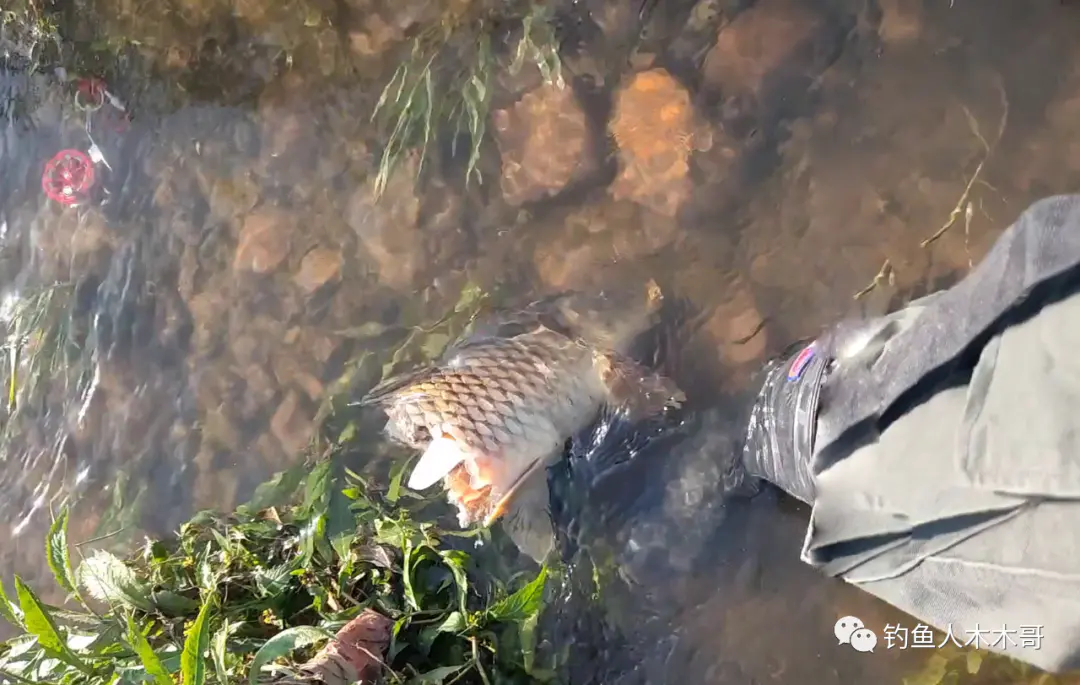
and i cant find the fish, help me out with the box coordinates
[357,281,685,560]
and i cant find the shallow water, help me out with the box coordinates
[3,0,1080,682]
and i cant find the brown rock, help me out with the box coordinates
[241,363,279,414]
[31,206,114,280]
[346,156,425,290]
[297,328,345,365]
[534,239,605,291]
[611,206,679,261]
[270,390,315,456]
[205,172,260,224]
[702,0,822,97]
[294,372,325,402]
[562,199,679,262]
[703,281,768,368]
[230,333,262,368]
[295,247,342,293]
[253,432,290,472]
[877,0,922,47]
[493,83,592,206]
[235,208,292,274]
[187,285,231,353]
[201,405,244,452]
[609,69,705,217]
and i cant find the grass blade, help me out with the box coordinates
[181,597,214,685]
[13,576,91,674]
[0,576,22,628]
[45,506,80,600]
[125,614,173,685]
[211,618,241,683]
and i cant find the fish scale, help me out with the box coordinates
[358,289,684,559]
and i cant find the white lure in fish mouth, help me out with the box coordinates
[407,435,467,491]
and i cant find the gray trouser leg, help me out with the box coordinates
[803,290,1080,673]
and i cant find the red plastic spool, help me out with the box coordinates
[75,77,106,109]
[42,149,96,206]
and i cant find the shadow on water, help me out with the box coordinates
[4,0,1080,682]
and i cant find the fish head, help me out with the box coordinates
[542,279,665,353]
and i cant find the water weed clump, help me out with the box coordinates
[0,282,97,475]
[0,438,555,684]
[371,0,563,198]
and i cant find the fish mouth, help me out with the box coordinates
[409,432,547,529]
[443,456,545,528]
[481,457,545,527]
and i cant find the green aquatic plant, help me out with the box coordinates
[371,0,564,199]
[0,3,61,66]
[0,444,555,684]
[0,282,97,464]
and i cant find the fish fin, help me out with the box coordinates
[595,352,686,421]
[356,365,440,407]
[495,462,556,563]
[408,435,467,490]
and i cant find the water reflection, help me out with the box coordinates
[2,0,1080,682]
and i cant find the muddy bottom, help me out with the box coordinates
[3,0,1080,682]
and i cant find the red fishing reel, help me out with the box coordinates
[41,149,96,207]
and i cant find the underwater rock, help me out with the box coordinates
[294,247,342,293]
[534,238,601,291]
[270,389,315,456]
[345,155,425,290]
[702,277,768,371]
[493,82,593,206]
[567,198,679,262]
[609,68,710,217]
[701,0,846,132]
[703,0,822,98]
[30,206,115,281]
[234,206,293,274]
[877,0,923,47]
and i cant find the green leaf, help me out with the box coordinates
[212,618,241,683]
[325,472,356,562]
[386,454,413,503]
[45,507,80,599]
[151,590,200,616]
[435,611,466,634]
[181,598,214,685]
[487,566,547,622]
[77,550,154,612]
[0,576,22,628]
[439,550,470,615]
[302,460,332,514]
[519,609,541,673]
[247,625,333,685]
[13,575,91,674]
[126,613,173,685]
[408,664,465,684]
[238,464,308,515]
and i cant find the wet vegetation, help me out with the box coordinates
[0,456,553,684]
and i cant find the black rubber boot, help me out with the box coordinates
[740,338,832,505]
